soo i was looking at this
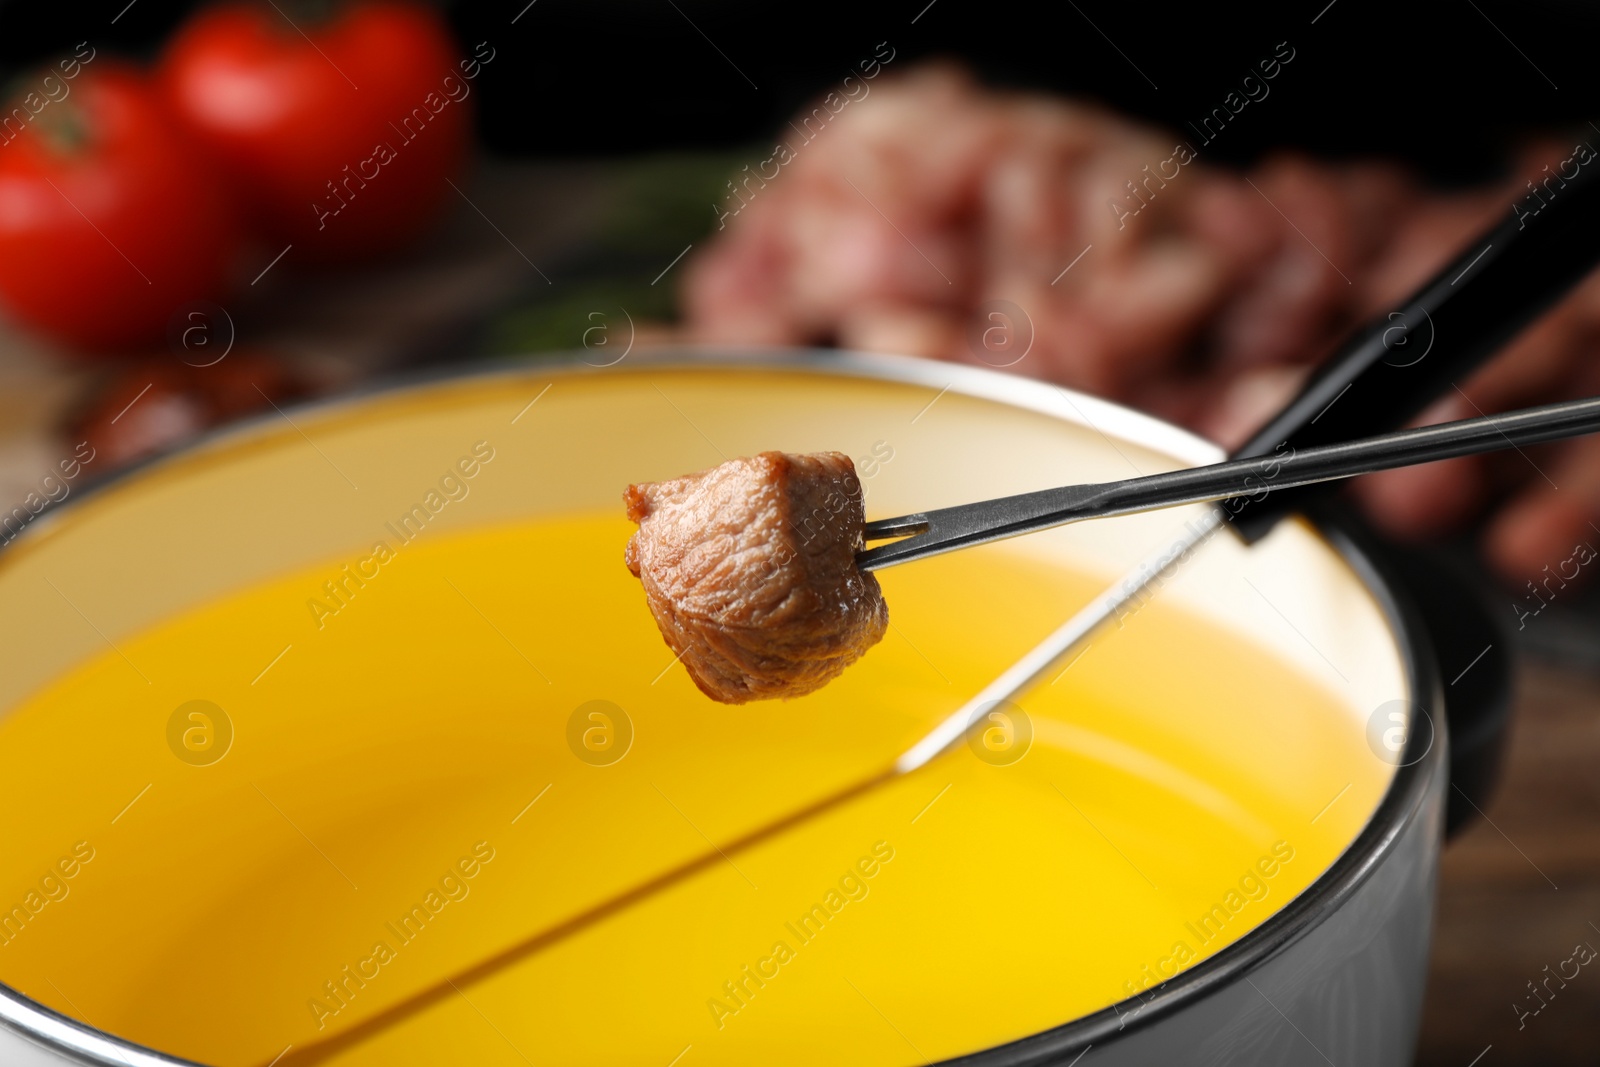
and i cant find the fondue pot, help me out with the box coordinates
[0,349,1499,1067]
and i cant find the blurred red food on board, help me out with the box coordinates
[159,0,471,263]
[685,64,1417,400]
[0,62,241,351]
[68,352,306,470]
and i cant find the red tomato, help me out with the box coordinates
[0,63,240,351]
[160,1,470,262]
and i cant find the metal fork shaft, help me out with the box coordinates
[858,394,1600,571]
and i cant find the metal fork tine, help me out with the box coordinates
[862,514,930,540]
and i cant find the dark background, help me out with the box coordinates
[3,0,1595,181]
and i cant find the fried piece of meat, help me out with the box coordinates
[624,451,888,703]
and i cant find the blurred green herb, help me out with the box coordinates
[484,151,746,357]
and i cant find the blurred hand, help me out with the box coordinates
[683,67,1600,585]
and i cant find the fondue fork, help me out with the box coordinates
[892,152,1600,773]
[857,394,1600,572]
[879,394,1600,773]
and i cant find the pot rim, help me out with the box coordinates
[0,346,1442,1067]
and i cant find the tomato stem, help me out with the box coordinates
[2,81,91,156]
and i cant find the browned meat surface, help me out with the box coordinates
[623,451,888,703]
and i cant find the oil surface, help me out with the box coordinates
[0,514,1387,1066]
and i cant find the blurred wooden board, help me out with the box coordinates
[1417,657,1600,1066]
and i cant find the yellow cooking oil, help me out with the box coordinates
[0,514,1388,1067]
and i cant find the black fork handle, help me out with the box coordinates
[1227,142,1600,540]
